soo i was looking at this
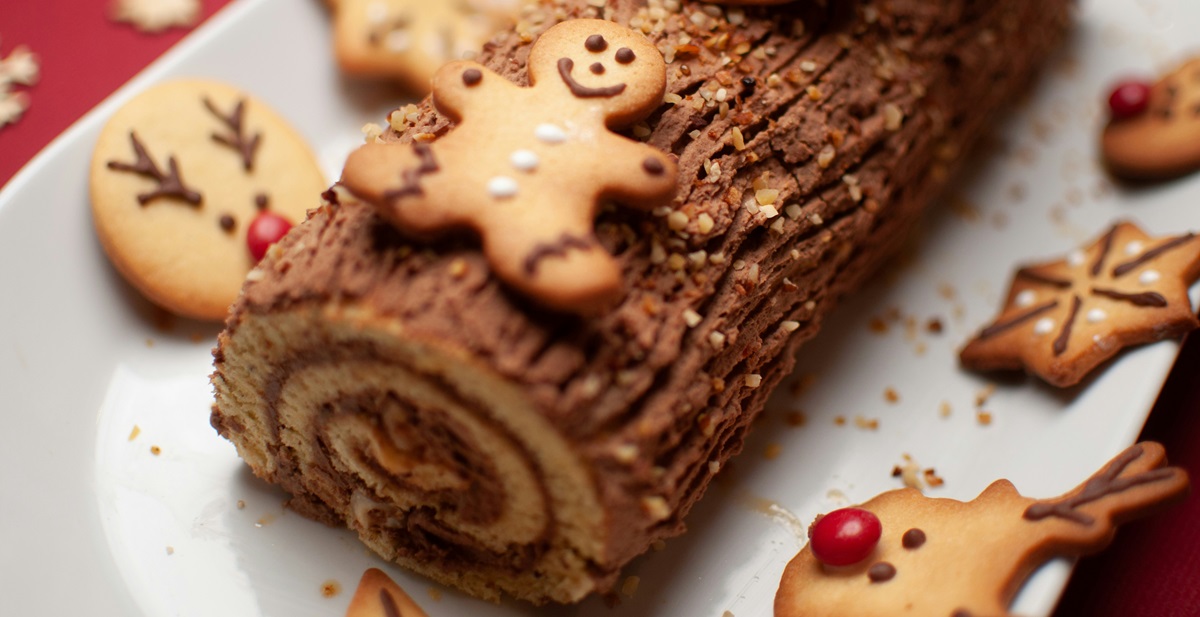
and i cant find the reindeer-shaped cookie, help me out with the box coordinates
[340,19,677,314]
[775,442,1189,617]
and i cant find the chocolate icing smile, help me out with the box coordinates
[557,58,627,98]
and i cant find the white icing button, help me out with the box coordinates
[1140,270,1161,285]
[385,30,411,53]
[510,149,540,172]
[1034,317,1055,336]
[1014,289,1037,307]
[487,176,519,199]
[1086,308,1108,324]
[535,123,567,144]
[1067,250,1085,267]
[1125,240,1145,256]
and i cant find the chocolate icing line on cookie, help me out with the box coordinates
[1023,444,1178,525]
[1091,225,1118,277]
[1016,268,1071,289]
[523,233,597,275]
[1052,294,1082,356]
[204,97,261,172]
[107,132,202,206]
[978,300,1059,339]
[1090,287,1168,307]
[383,143,440,201]
[1112,233,1196,277]
[557,58,627,98]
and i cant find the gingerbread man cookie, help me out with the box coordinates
[776,442,1189,617]
[341,19,678,313]
[959,221,1200,387]
[90,80,326,321]
[331,0,525,94]
[1103,58,1200,180]
[344,568,428,617]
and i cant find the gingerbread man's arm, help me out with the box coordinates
[593,134,678,209]
[431,61,523,123]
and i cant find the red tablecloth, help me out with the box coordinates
[1,2,1196,615]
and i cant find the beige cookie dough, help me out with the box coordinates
[89,79,326,321]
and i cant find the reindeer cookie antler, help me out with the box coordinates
[775,442,1189,617]
[340,19,677,314]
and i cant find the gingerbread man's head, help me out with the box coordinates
[528,19,667,127]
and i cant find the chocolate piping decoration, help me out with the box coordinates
[1024,444,1179,525]
[107,132,203,206]
[462,68,483,86]
[1091,225,1118,277]
[1112,234,1196,277]
[1016,268,1072,289]
[557,58,627,98]
[379,589,402,617]
[1090,287,1168,308]
[978,300,1059,339]
[902,528,926,549]
[255,193,269,211]
[383,143,440,201]
[585,34,608,52]
[590,62,606,75]
[867,562,896,583]
[615,47,636,64]
[1052,294,1082,356]
[204,97,262,172]
[219,214,236,232]
[523,233,597,275]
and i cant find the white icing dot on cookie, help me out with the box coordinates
[385,30,411,53]
[1087,308,1108,324]
[510,149,540,172]
[1034,317,1055,335]
[1067,250,1085,267]
[1014,289,1037,307]
[487,176,519,199]
[1140,269,1161,285]
[1125,240,1145,255]
[535,123,567,144]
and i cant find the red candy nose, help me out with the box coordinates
[1107,80,1152,120]
[808,507,883,567]
[247,212,293,261]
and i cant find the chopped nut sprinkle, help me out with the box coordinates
[641,496,671,521]
[683,309,703,328]
[744,374,763,389]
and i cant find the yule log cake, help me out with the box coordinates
[211,0,1072,605]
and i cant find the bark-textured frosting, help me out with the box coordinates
[212,0,1072,604]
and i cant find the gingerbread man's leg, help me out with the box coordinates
[479,203,624,314]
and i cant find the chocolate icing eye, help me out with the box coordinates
[462,68,483,86]
[590,62,605,75]
[615,47,636,64]
[585,34,607,52]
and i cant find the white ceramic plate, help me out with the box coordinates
[2,0,1198,615]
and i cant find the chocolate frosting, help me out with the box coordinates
[214,0,1072,600]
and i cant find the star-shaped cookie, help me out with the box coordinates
[960,221,1200,386]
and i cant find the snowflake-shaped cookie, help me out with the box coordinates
[111,0,200,33]
[960,221,1200,386]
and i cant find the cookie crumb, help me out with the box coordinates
[833,416,847,427]
[883,387,900,403]
[165,545,174,555]
[784,410,807,427]
[868,317,889,333]
[789,373,817,396]
[321,580,341,598]
[764,443,782,460]
[621,575,640,597]
[854,416,880,430]
[236,499,246,510]
[974,383,997,408]
[428,587,443,601]
[924,468,945,487]
[926,317,944,334]
[0,44,39,128]
[128,425,141,441]
[149,445,162,456]
[938,400,952,418]
[976,410,994,426]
